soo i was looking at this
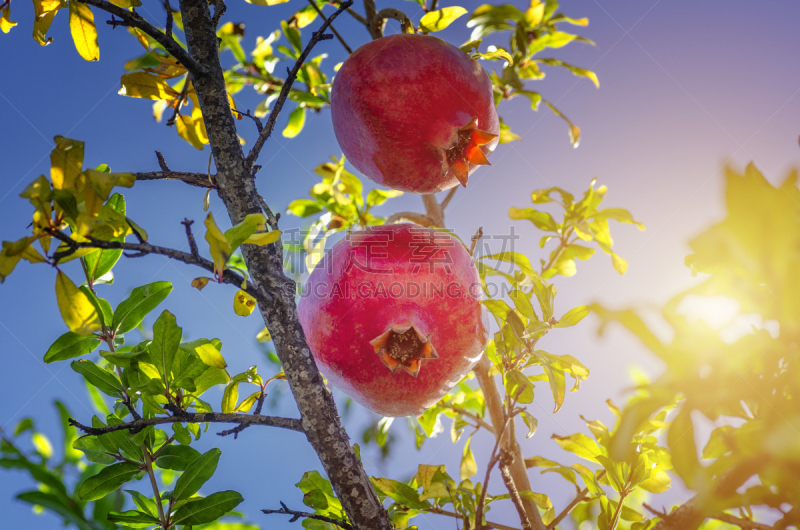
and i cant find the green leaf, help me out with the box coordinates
[78,462,141,501]
[419,6,467,32]
[460,436,477,480]
[155,444,202,471]
[509,207,558,231]
[283,105,306,138]
[44,331,101,363]
[112,281,173,334]
[478,252,538,278]
[552,433,602,463]
[149,310,181,379]
[504,369,534,404]
[83,193,126,281]
[667,407,702,489]
[173,448,221,502]
[16,491,89,528]
[554,306,590,328]
[638,467,671,493]
[71,360,124,396]
[73,436,116,465]
[171,490,244,525]
[287,199,323,217]
[366,189,403,208]
[538,356,566,412]
[520,410,538,438]
[107,510,161,527]
[371,477,431,510]
[124,489,159,517]
[509,289,538,321]
[571,463,605,496]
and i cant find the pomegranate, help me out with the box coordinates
[331,34,500,194]
[298,224,489,416]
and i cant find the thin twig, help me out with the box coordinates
[469,226,484,257]
[264,502,352,529]
[376,8,414,33]
[547,470,606,530]
[166,80,191,127]
[440,186,458,210]
[143,445,168,526]
[210,0,226,28]
[475,414,513,529]
[427,507,522,530]
[164,0,174,39]
[499,450,532,530]
[245,0,353,168]
[384,211,435,226]
[181,219,199,257]
[69,412,303,437]
[709,513,774,530]
[233,108,263,133]
[80,0,204,75]
[446,406,495,434]
[305,0,352,53]
[46,229,280,302]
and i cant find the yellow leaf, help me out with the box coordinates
[69,0,99,61]
[524,0,544,27]
[83,169,135,201]
[1,6,18,33]
[233,289,257,316]
[245,0,289,5]
[188,94,208,143]
[191,277,211,290]
[176,114,205,150]
[419,6,467,32]
[256,327,271,342]
[55,271,102,335]
[108,0,141,7]
[243,230,281,246]
[32,0,61,46]
[205,213,231,279]
[50,136,84,191]
[119,72,179,100]
[0,237,38,282]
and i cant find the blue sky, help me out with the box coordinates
[1,0,799,528]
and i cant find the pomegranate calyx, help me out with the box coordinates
[444,117,499,188]
[370,324,438,378]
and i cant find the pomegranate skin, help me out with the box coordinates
[298,224,489,417]
[331,34,500,194]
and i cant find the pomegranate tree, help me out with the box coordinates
[298,223,489,416]
[330,34,500,194]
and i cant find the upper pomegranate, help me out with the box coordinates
[298,223,489,416]
[331,34,500,194]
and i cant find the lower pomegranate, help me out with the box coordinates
[298,224,489,417]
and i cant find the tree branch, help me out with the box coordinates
[384,211,435,226]
[710,513,775,530]
[428,508,522,530]
[264,502,352,529]
[305,0,352,54]
[440,186,458,210]
[79,0,204,76]
[376,7,414,33]
[245,0,353,169]
[47,229,277,303]
[547,471,605,530]
[446,406,495,434]
[499,450,533,530]
[135,171,216,188]
[362,0,382,39]
[69,412,303,436]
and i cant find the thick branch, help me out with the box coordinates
[429,508,522,530]
[474,356,545,530]
[69,412,303,436]
[79,0,204,75]
[245,0,353,168]
[264,502,352,529]
[362,0,382,38]
[178,0,390,526]
[421,194,445,227]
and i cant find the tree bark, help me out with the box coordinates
[177,1,390,528]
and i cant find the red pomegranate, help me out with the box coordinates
[330,34,500,195]
[298,224,489,416]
